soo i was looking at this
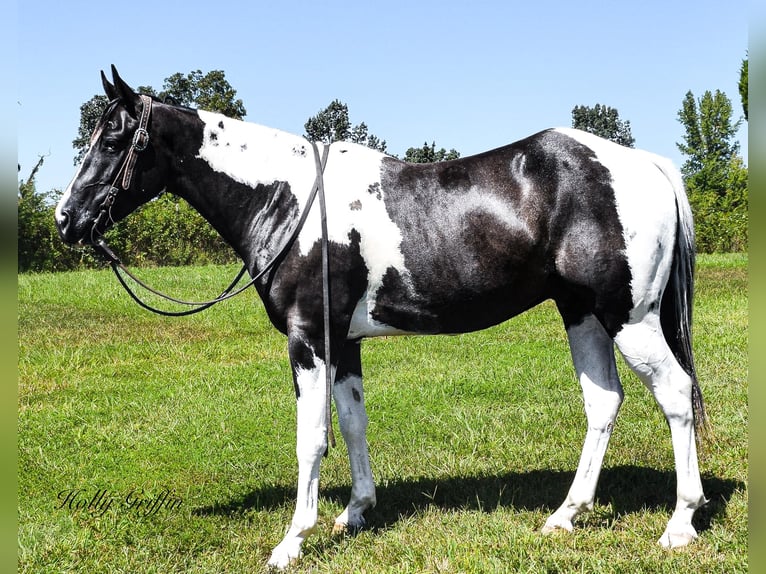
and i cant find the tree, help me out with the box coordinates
[304,100,387,152]
[571,104,635,147]
[739,56,748,121]
[73,70,245,164]
[73,95,109,164]
[403,141,460,163]
[677,90,741,177]
[676,89,747,252]
[18,157,53,271]
[159,70,246,119]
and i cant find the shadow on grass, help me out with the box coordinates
[193,465,742,534]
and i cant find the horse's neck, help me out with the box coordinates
[167,109,318,270]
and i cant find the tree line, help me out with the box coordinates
[19,59,747,272]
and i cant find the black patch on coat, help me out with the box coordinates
[375,129,632,336]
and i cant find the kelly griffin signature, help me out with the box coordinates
[56,488,183,518]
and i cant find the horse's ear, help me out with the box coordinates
[101,70,118,100]
[110,65,141,116]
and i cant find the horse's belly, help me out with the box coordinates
[346,284,540,339]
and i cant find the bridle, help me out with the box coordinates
[87,95,337,448]
[90,94,153,244]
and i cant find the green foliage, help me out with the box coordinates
[677,90,747,252]
[18,179,238,272]
[105,195,238,267]
[159,70,246,119]
[571,104,635,147]
[18,159,98,272]
[72,95,109,165]
[403,141,461,163]
[739,56,748,121]
[685,156,748,253]
[677,90,741,176]
[304,99,388,152]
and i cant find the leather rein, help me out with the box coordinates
[91,95,330,317]
[90,96,337,448]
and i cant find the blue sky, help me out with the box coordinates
[18,1,748,195]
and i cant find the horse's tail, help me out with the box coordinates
[653,157,710,443]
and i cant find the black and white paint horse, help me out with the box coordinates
[56,68,708,568]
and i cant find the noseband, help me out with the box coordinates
[91,94,153,243]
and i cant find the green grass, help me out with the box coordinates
[18,254,748,573]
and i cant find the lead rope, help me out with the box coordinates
[311,142,336,452]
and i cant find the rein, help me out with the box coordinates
[90,98,336,448]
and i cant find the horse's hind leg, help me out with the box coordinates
[613,313,707,548]
[543,313,624,534]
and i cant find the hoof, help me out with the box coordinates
[267,542,302,570]
[658,529,697,549]
[331,522,347,536]
[267,552,298,571]
[332,517,366,537]
[541,517,574,535]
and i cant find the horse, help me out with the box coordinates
[56,67,708,569]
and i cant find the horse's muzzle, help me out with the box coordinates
[55,210,90,246]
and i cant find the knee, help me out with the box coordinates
[337,407,368,438]
[296,433,328,464]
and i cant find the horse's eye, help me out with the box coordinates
[103,140,119,153]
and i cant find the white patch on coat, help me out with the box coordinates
[298,142,412,339]
[449,187,532,238]
[554,128,677,319]
[196,111,411,337]
[510,153,533,201]
[347,296,413,338]
[197,110,316,193]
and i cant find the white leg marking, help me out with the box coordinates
[543,315,624,534]
[614,314,706,548]
[268,358,329,569]
[332,374,376,533]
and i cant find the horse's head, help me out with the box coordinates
[55,66,167,245]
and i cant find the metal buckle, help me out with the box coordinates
[104,186,119,207]
[132,128,150,151]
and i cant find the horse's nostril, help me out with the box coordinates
[57,210,70,230]
[55,210,74,241]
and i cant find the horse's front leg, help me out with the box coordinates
[268,332,332,569]
[332,340,376,534]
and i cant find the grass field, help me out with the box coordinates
[18,253,748,573]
